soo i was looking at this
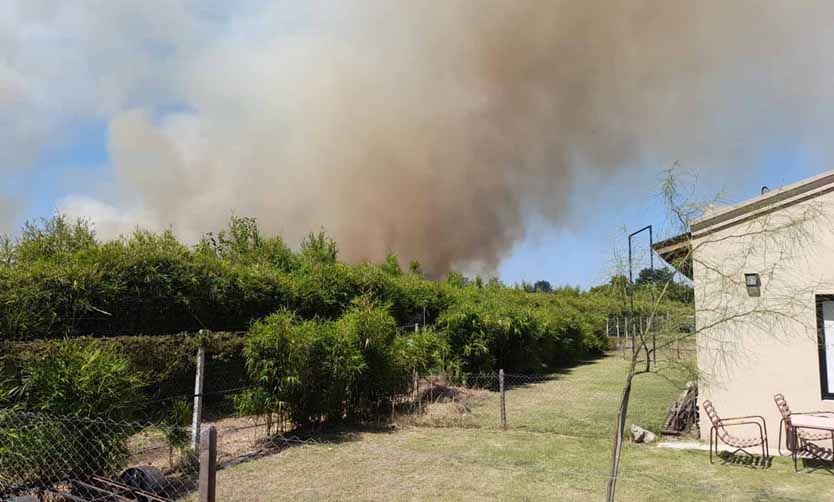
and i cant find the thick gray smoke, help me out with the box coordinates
[6,1,834,273]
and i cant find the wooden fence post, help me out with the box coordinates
[651,326,656,366]
[191,343,206,451]
[412,368,420,414]
[499,369,507,430]
[199,426,217,502]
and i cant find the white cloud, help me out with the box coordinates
[56,193,156,240]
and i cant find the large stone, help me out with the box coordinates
[631,424,657,443]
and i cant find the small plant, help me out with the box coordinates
[160,399,193,469]
[299,231,338,265]
[234,387,281,435]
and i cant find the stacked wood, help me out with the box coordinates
[661,381,698,436]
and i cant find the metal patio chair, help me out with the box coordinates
[774,393,834,470]
[703,400,769,465]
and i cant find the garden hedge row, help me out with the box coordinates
[1,333,248,408]
[0,216,688,412]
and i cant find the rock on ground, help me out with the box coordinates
[631,424,657,443]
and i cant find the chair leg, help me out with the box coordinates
[792,428,798,472]
[710,427,715,464]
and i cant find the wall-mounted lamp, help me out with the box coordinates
[744,273,761,297]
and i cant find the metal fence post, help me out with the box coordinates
[191,343,206,450]
[199,426,217,502]
[499,369,506,430]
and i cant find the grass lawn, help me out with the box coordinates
[464,353,690,435]
[207,355,834,501]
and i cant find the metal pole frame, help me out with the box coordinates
[628,225,654,284]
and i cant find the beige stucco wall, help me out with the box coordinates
[695,190,834,446]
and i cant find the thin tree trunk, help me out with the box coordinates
[606,357,637,502]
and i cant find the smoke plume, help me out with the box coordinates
[7,1,834,273]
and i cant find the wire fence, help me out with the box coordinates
[606,314,697,366]
[0,335,699,501]
[0,367,624,501]
[0,410,345,501]
[398,372,551,430]
[0,411,198,501]
[5,410,804,502]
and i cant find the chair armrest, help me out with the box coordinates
[718,415,767,426]
[720,420,761,428]
[720,420,767,438]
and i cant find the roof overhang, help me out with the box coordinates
[652,232,692,279]
[692,168,834,239]
[651,169,834,281]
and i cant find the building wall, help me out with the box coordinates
[695,190,834,445]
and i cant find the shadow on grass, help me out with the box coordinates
[797,457,834,475]
[218,422,396,471]
[501,352,611,391]
[547,351,610,374]
[217,354,621,472]
[716,451,773,469]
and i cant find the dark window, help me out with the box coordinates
[816,295,834,400]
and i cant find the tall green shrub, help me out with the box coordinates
[395,326,452,375]
[197,216,297,271]
[11,341,143,419]
[243,311,364,426]
[0,342,143,486]
[337,298,405,416]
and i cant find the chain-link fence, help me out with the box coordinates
[0,339,693,502]
[392,371,627,438]
[140,341,610,450]
[0,411,198,501]
[395,372,544,430]
[0,409,335,501]
[607,314,697,364]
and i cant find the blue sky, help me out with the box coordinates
[8,121,110,223]
[497,160,822,288]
